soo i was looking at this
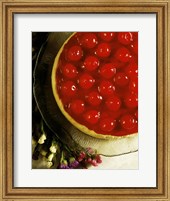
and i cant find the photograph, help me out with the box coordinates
[0,0,169,200]
[32,32,138,169]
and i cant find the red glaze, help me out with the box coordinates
[118,32,134,45]
[105,96,121,111]
[114,72,129,87]
[125,62,138,79]
[134,110,138,119]
[56,32,138,136]
[99,117,116,132]
[115,47,131,63]
[120,114,137,130]
[130,41,138,54]
[83,110,100,125]
[79,33,98,49]
[70,99,85,115]
[67,45,83,61]
[99,63,116,79]
[60,81,77,97]
[129,77,138,94]
[99,32,115,42]
[86,91,102,106]
[62,63,78,79]
[98,80,115,97]
[124,93,138,108]
[95,42,111,58]
[84,55,100,71]
[78,73,95,90]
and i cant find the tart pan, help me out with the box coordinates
[33,32,138,156]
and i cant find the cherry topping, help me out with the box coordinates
[124,93,138,108]
[114,72,129,87]
[56,32,138,136]
[67,45,83,61]
[99,117,116,132]
[99,63,116,79]
[129,78,138,94]
[134,110,138,119]
[83,110,100,125]
[86,91,102,106]
[125,62,138,79]
[115,47,131,62]
[100,112,109,119]
[60,81,77,96]
[120,114,136,130]
[84,56,100,71]
[105,96,121,111]
[99,32,115,42]
[78,73,95,89]
[62,63,77,79]
[79,33,98,49]
[118,32,133,45]
[70,99,85,115]
[130,41,138,54]
[98,80,115,96]
[96,42,111,58]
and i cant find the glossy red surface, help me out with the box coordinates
[56,32,138,136]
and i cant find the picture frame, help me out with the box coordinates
[0,0,169,200]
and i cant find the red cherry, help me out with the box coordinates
[86,91,102,106]
[115,47,131,62]
[99,117,116,132]
[125,62,138,79]
[78,73,95,89]
[129,78,138,94]
[114,72,129,86]
[130,41,138,54]
[99,32,115,42]
[62,63,77,79]
[98,80,115,96]
[67,45,83,61]
[70,99,85,115]
[83,110,100,125]
[60,81,77,96]
[80,33,98,49]
[134,110,138,119]
[84,56,100,71]
[124,93,138,108]
[133,32,138,40]
[99,63,116,79]
[96,43,111,58]
[120,114,136,130]
[105,96,121,111]
[118,32,133,45]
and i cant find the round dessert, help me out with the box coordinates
[52,32,138,139]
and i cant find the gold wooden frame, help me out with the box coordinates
[0,0,169,200]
